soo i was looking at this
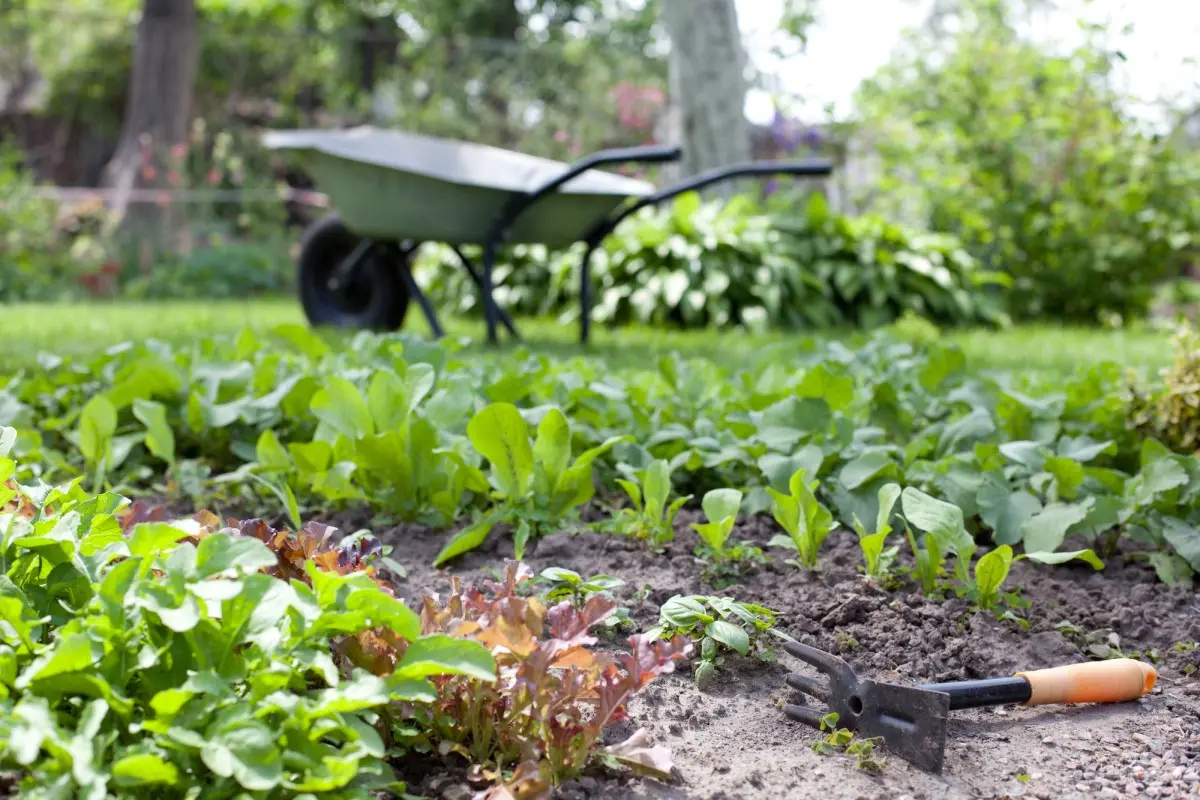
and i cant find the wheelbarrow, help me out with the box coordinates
[263,126,834,344]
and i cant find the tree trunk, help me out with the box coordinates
[102,0,199,262]
[660,0,751,197]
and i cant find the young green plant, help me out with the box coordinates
[436,403,630,564]
[851,483,902,584]
[610,459,691,548]
[768,467,836,569]
[690,488,763,585]
[648,594,787,690]
[535,567,632,628]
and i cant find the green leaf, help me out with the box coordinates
[254,429,291,472]
[797,363,855,411]
[1044,455,1084,499]
[533,407,572,491]
[200,713,282,791]
[1160,518,1200,571]
[467,403,534,500]
[0,426,15,458]
[875,482,901,535]
[1021,549,1104,570]
[1020,500,1093,553]
[701,488,742,524]
[345,587,421,642]
[128,523,191,560]
[759,445,824,492]
[974,545,1013,608]
[433,515,495,566]
[16,631,101,689]
[394,634,497,681]
[705,619,750,656]
[901,487,972,555]
[195,534,277,580]
[643,459,671,520]
[132,399,175,466]
[839,452,896,491]
[977,479,1042,546]
[112,753,181,787]
[78,395,117,466]
[310,376,374,440]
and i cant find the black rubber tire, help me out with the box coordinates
[296,213,410,331]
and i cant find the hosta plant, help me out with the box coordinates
[648,595,787,690]
[401,561,692,796]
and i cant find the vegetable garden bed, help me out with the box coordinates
[1,322,1198,799]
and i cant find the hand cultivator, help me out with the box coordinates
[263,126,833,345]
[781,639,1158,774]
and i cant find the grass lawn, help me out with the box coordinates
[0,298,1174,377]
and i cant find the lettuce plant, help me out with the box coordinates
[689,488,763,584]
[767,467,837,569]
[0,448,497,798]
[403,562,692,794]
[610,458,692,548]
[435,403,629,565]
[851,483,902,584]
[535,567,632,628]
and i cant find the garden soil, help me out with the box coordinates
[344,507,1200,800]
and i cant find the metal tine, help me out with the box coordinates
[782,702,825,729]
[781,640,856,682]
[785,672,830,701]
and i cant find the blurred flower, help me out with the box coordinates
[611,82,666,132]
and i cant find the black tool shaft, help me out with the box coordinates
[916,676,1032,710]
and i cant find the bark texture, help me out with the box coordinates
[102,0,199,257]
[660,0,752,197]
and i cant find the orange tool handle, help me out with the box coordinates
[1015,658,1157,706]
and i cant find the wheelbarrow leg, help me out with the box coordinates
[578,239,602,345]
[480,239,503,345]
[390,242,445,339]
[451,246,520,339]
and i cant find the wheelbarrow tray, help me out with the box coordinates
[263,126,655,247]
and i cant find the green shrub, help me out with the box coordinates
[0,146,85,302]
[415,190,1009,331]
[853,0,1200,323]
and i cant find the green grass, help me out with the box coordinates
[0,299,1174,378]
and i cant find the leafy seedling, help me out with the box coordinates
[436,403,630,564]
[851,482,902,585]
[810,712,886,771]
[648,594,787,690]
[767,467,837,569]
[690,488,764,586]
[535,567,632,628]
[610,459,692,548]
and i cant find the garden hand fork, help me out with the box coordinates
[780,639,1157,774]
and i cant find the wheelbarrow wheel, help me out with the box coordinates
[296,213,410,330]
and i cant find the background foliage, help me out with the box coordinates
[852,0,1200,323]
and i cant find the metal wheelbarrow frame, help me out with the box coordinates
[264,126,834,344]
